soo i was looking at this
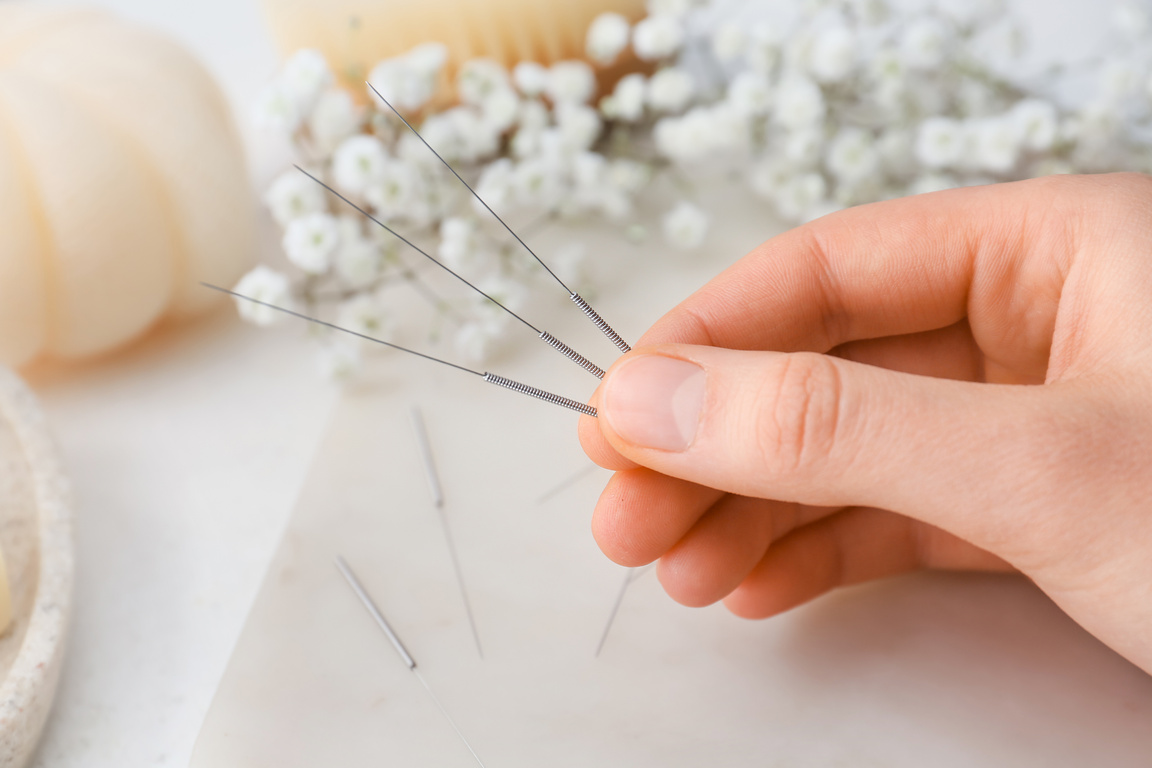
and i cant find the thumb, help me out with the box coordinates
[596,344,1072,551]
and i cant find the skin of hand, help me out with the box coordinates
[579,173,1152,674]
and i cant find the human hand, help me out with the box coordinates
[579,173,1152,673]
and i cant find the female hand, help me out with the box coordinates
[580,173,1152,674]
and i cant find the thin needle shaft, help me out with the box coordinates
[293,165,539,333]
[208,283,597,417]
[295,165,606,379]
[203,283,484,376]
[409,407,484,658]
[368,83,570,293]
[335,557,485,766]
[594,565,653,657]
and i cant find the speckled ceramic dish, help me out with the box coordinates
[0,368,72,766]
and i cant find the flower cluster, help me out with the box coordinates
[242,0,1152,378]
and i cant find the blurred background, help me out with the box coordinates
[0,0,1146,765]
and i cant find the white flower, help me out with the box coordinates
[264,170,326,226]
[481,87,521,132]
[458,59,511,106]
[438,217,482,269]
[513,62,549,97]
[282,212,340,273]
[1012,99,1058,152]
[365,160,422,220]
[586,12,631,65]
[552,243,590,290]
[971,117,1020,173]
[647,68,695,112]
[727,71,772,117]
[368,48,441,112]
[253,82,302,134]
[772,76,825,129]
[632,15,685,61]
[556,104,603,152]
[281,49,332,111]
[809,26,857,83]
[647,0,693,17]
[337,295,393,338]
[546,61,597,105]
[915,117,963,168]
[826,127,879,182]
[746,22,782,76]
[776,172,828,220]
[317,340,362,381]
[601,73,646,121]
[332,135,389,194]
[333,216,383,288]
[900,16,950,71]
[420,107,499,163]
[711,22,746,63]
[662,201,709,249]
[608,158,652,193]
[307,89,360,155]
[512,156,567,210]
[474,158,516,214]
[783,128,823,168]
[233,266,294,326]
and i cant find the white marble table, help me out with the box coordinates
[18,0,1136,765]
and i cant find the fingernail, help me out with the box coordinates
[603,355,706,452]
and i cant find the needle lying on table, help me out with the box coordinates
[368,82,633,356]
[409,406,484,658]
[202,283,597,418]
[335,556,486,767]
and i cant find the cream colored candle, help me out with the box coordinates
[261,0,646,84]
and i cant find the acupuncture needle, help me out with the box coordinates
[294,165,606,380]
[203,282,597,417]
[367,82,633,356]
[409,406,484,658]
[594,565,654,658]
[335,556,486,767]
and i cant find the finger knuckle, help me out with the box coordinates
[756,353,845,475]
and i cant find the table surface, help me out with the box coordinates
[16,0,1140,766]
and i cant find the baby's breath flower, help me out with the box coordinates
[556,104,603,153]
[337,295,393,338]
[317,339,362,381]
[776,172,828,220]
[970,117,1021,173]
[826,127,880,182]
[481,87,521,133]
[1012,99,1058,152]
[283,212,340,273]
[233,266,294,326]
[307,90,360,155]
[458,59,511,106]
[809,26,857,83]
[647,68,695,112]
[512,62,549,97]
[633,15,686,61]
[711,22,747,63]
[264,170,326,226]
[332,134,389,194]
[900,16,951,71]
[333,216,383,288]
[586,13,632,65]
[915,116,964,168]
[281,49,332,112]
[546,61,597,105]
[772,75,825,129]
[253,82,303,134]
[662,201,710,249]
[602,73,646,122]
[727,71,772,116]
